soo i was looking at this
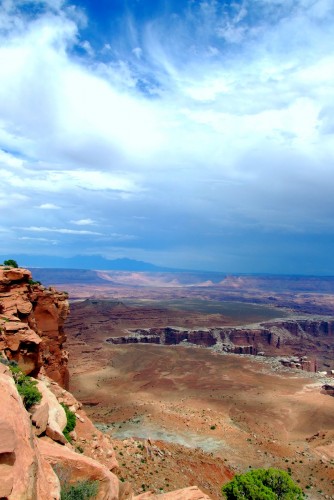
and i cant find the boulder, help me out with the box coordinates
[36,380,67,444]
[0,369,60,499]
[38,439,120,500]
[4,268,31,282]
[31,402,49,436]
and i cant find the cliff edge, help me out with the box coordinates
[0,266,69,388]
[0,266,211,500]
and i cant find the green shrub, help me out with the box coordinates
[3,259,18,268]
[61,403,76,442]
[18,378,42,409]
[222,468,304,499]
[61,480,98,500]
[28,279,41,286]
[9,365,42,409]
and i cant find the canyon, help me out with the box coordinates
[0,266,212,500]
[61,273,334,499]
[2,266,334,499]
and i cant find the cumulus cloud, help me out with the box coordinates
[1,0,334,272]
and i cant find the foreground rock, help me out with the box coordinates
[0,364,123,499]
[0,365,60,499]
[33,379,67,444]
[38,440,119,500]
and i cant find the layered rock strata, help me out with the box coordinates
[106,318,334,371]
[0,266,69,387]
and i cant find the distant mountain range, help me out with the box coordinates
[0,255,178,272]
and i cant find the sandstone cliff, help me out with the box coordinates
[0,360,122,499]
[0,266,69,388]
[0,266,121,499]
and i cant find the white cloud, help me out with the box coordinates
[1,0,334,271]
[38,203,61,209]
[71,218,95,225]
[0,12,164,170]
[19,236,58,244]
[132,47,142,59]
[21,226,102,235]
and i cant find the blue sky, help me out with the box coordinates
[1,0,334,274]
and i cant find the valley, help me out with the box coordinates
[60,272,334,498]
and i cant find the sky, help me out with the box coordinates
[1,0,334,274]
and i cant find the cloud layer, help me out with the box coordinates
[1,0,334,273]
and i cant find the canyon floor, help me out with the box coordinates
[64,291,334,499]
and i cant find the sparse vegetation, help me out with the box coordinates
[3,259,18,268]
[222,468,304,499]
[60,480,99,500]
[61,403,76,442]
[9,363,42,409]
[28,278,41,286]
[53,466,98,500]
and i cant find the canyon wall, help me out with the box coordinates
[0,266,69,388]
[107,319,334,370]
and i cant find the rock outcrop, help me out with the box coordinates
[38,440,119,500]
[0,265,122,499]
[0,363,122,499]
[0,364,60,500]
[33,380,67,444]
[0,266,69,388]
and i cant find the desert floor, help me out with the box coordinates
[69,339,334,499]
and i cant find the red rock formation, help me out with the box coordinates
[42,374,119,472]
[0,266,69,388]
[0,364,60,499]
[0,364,123,499]
[38,440,120,500]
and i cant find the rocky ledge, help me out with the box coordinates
[0,266,69,388]
[0,362,121,499]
